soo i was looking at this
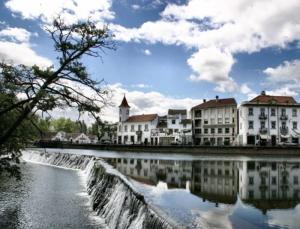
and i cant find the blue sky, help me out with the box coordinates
[1,0,300,122]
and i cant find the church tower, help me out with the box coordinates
[119,95,130,122]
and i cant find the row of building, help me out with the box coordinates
[117,91,300,146]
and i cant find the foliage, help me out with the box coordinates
[0,17,115,178]
[88,119,117,141]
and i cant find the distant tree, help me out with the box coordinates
[89,118,116,142]
[0,17,115,177]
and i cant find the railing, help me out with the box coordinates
[280,114,288,120]
[259,128,268,134]
[280,126,289,135]
[136,130,142,136]
[259,113,267,120]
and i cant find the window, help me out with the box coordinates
[124,125,128,132]
[260,121,265,128]
[126,110,129,115]
[293,122,298,130]
[272,190,277,198]
[248,121,254,129]
[294,176,299,185]
[225,117,230,124]
[204,128,208,134]
[249,177,254,185]
[260,107,265,114]
[271,121,276,129]
[131,125,135,132]
[225,128,230,134]
[271,108,276,116]
[248,107,253,116]
[138,125,142,131]
[204,119,208,124]
[210,118,215,124]
[272,176,276,185]
[249,190,254,199]
[282,108,286,115]
[218,128,222,134]
[211,128,215,134]
[119,125,121,131]
[293,109,297,117]
[144,124,149,131]
[218,118,222,124]
[172,119,176,124]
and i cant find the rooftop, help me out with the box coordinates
[119,95,130,108]
[126,114,158,122]
[192,98,237,110]
[168,109,187,116]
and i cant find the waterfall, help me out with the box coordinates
[22,150,177,229]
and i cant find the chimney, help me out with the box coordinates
[203,99,206,102]
[216,95,219,101]
[261,91,266,96]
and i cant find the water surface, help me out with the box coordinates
[0,162,106,229]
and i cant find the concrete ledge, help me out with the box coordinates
[34,142,300,156]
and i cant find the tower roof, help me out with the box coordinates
[119,95,130,108]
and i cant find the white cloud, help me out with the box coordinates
[188,47,237,92]
[266,86,298,97]
[262,59,300,97]
[264,59,300,82]
[143,49,152,55]
[6,0,114,24]
[0,27,32,43]
[0,41,52,67]
[131,4,140,10]
[110,0,300,93]
[131,83,151,88]
[100,83,201,122]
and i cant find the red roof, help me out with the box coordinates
[192,98,237,109]
[249,95,297,105]
[126,114,158,122]
[119,95,130,108]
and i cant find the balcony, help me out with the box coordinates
[259,113,267,120]
[280,126,289,135]
[136,130,142,136]
[280,114,288,121]
[259,128,268,134]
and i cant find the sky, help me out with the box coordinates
[1,0,300,123]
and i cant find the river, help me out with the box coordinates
[1,148,300,229]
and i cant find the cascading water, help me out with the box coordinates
[22,150,177,229]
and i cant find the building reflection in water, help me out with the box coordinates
[104,157,300,213]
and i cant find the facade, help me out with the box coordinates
[191,96,238,145]
[44,131,97,143]
[238,91,300,146]
[151,109,192,145]
[117,95,158,144]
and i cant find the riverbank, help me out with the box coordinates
[35,142,300,156]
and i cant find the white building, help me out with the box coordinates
[191,96,238,145]
[46,131,97,144]
[238,91,300,146]
[117,96,158,145]
[151,109,192,145]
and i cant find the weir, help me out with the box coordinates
[22,150,177,229]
